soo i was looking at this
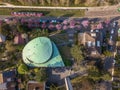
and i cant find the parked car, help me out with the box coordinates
[113,21,118,27]
[51,19,63,23]
[110,36,113,40]
[39,19,49,23]
[111,30,114,34]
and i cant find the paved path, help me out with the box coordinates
[0,2,120,10]
[85,9,120,18]
[0,2,120,18]
[85,4,120,18]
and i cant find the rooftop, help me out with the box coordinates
[27,81,45,90]
[22,37,65,67]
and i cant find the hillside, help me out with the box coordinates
[1,0,120,6]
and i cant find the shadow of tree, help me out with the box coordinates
[19,10,50,15]
[110,16,120,23]
[62,13,74,17]
[80,18,89,22]
[89,18,101,23]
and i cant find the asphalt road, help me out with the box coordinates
[0,2,120,10]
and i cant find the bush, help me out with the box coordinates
[63,59,72,66]
[35,68,47,82]
[17,64,28,74]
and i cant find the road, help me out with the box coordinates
[0,2,119,18]
[0,2,120,10]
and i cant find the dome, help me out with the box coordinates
[22,37,52,64]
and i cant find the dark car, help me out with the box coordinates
[51,19,63,23]
[112,21,118,27]
[39,19,49,23]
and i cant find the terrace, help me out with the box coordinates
[27,81,45,90]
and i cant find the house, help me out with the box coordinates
[78,30,102,57]
[27,81,45,90]
[0,34,6,43]
[0,70,16,90]
[14,33,28,44]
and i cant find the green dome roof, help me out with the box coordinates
[22,37,52,64]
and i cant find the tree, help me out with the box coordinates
[70,45,84,64]
[5,41,15,52]
[56,24,62,30]
[88,66,112,81]
[31,29,48,38]
[35,68,47,82]
[79,79,93,90]
[115,54,120,64]
[88,66,101,82]
[103,50,112,57]
[50,84,58,90]
[0,22,10,36]
[17,64,28,74]
[17,23,25,33]
[74,0,80,5]
[72,76,93,90]
[102,73,111,81]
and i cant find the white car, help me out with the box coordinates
[110,36,112,40]
[113,21,118,27]
[111,30,114,34]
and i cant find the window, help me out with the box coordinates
[97,41,100,47]
[87,41,91,47]
[91,33,96,37]
[91,51,96,54]
[7,78,11,82]
[111,30,114,34]
[96,30,99,32]
[110,36,112,40]
[92,42,95,46]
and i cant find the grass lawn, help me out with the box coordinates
[114,67,120,77]
[50,32,73,66]
[58,46,72,66]
[0,8,85,17]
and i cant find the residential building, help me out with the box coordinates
[78,30,102,57]
[14,33,28,45]
[27,81,45,90]
[0,34,6,43]
[0,70,16,90]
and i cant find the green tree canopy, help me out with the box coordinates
[103,50,113,57]
[31,29,48,39]
[102,73,111,81]
[17,64,28,74]
[17,24,25,33]
[115,54,120,64]
[5,41,16,52]
[88,66,101,82]
[35,68,47,82]
[88,66,112,82]
[2,0,117,6]
[0,22,10,36]
[70,45,84,64]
